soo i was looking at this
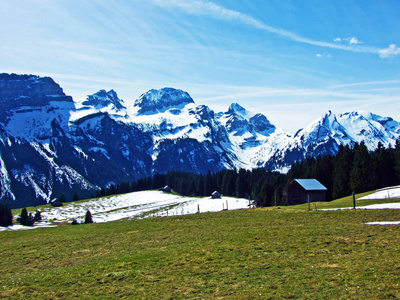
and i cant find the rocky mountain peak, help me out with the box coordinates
[1,73,400,208]
[249,113,276,134]
[227,103,247,115]
[0,73,67,102]
[134,87,194,114]
[82,89,125,110]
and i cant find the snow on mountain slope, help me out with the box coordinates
[1,73,400,208]
[0,154,15,201]
[335,111,400,148]
[264,110,400,171]
[132,87,195,115]
[0,74,74,141]
[293,110,399,151]
[216,103,283,169]
[71,89,127,123]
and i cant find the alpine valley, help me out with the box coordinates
[1,73,399,208]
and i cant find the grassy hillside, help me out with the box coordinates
[1,196,400,299]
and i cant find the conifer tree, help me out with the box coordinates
[72,192,79,202]
[59,194,66,203]
[34,210,42,222]
[84,209,93,224]
[395,139,400,182]
[20,208,28,225]
[0,204,13,227]
[350,142,374,193]
[236,169,249,198]
[332,145,354,199]
[26,213,35,226]
[373,142,396,188]
[204,171,214,196]
[257,181,275,207]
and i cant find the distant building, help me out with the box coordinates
[50,199,63,207]
[158,185,172,193]
[284,179,327,205]
[211,191,221,199]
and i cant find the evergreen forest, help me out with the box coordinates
[94,140,400,207]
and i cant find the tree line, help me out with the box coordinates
[1,139,399,228]
[94,139,400,207]
[287,140,400,201]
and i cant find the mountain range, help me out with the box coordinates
[0,73,399,208]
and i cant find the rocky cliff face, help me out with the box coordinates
[0,73,399,208]
[0,74,66,102]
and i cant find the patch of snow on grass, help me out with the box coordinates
[0,223,57,231]
[38,191,251,225]
[320,202,400,211]
[358,185,400,200]
[365,221,400,225]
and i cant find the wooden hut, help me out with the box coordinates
[158,185,172,193]
[284,179,327,205]
[211,191,221,199]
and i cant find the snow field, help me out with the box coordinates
[358,186,400,200]
[38,191,251,225]
[321,185,400,225]
[3,185,400,231]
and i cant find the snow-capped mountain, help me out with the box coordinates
[0,73,399,208]
[264,110,400,170]
[133,88,194,114]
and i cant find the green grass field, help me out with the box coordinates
[1,194,400,299]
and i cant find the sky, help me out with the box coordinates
[1,0,400,131]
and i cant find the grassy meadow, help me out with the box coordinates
[1,194,400,299]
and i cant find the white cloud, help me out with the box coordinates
[334,37,363,45]
[150,0,398,58]
[316,53,331,58]
[348,37,363,44]
[378,44,400,58]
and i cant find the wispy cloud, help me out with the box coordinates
[316,53,331,58]
[334,37,363,45]
[378,44,400,58]
[150,0,399,58]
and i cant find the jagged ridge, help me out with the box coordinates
[0,74,399,208]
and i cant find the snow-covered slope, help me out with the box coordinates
[263,110,400,170]
[1,73,399,208]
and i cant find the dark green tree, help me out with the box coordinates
[195,175,205,196]
[204,171,215,196]
[20,208,28,226]
[72,192,79,202]
[221,170,236,196]
[350,142,375,193]
[84,210,93,224]
[332,145,354,199]
[236,169,249,198]
[373,142,396,188]
[395,139,400,182]
[34,210,42,222]
[0,204,13,227]
[26,213,35,226]
[59,194,67,203]
[256,181,275,207]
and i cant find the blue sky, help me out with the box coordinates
[1,0,399,131]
